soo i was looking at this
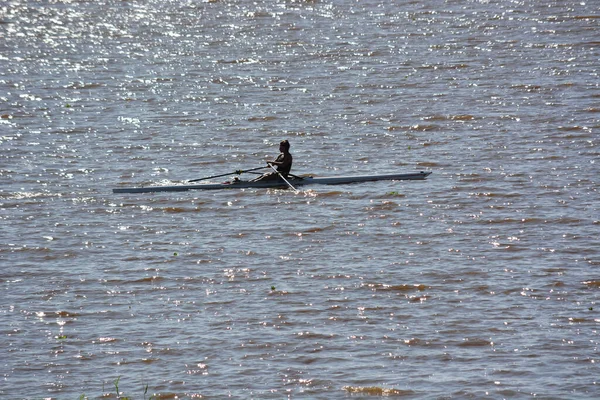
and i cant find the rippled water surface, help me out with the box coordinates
[1,0,599,398]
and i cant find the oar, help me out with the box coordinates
[188,166,268,183]
[269,164,298,192]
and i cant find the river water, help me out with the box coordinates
[1,0,599,398]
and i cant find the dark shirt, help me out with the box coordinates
[275,152,293,177]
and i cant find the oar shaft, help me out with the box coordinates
[188,166,267,183]
[269,164,297,191]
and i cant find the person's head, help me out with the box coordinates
[279,140,290,152]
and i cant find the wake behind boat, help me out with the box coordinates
[112,171,432,194]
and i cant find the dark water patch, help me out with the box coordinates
[308,190,345,197]
[572,16,600,20]
[364,200,399,212]
[582,280,600,288]
[295,331,336,340]
[510,84,544,92]
[301,226,335,234]
[343,385,415,396]
[248,115,278,122]
[479,217,546,225]
[423,114,476,122]
[54,310,80,318]
[457,337,493,347]
[554,128,594,140]
[157,206,199,213]
[422,140,446,147]
[132,276,165,284]
[567,317,591,323]
[415,161,440,168]
[405,124,441,132]
[363,283,428,292]
[547,280,566,289]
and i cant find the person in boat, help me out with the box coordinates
[251,140,293,182]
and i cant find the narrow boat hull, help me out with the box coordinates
[113,171,431,194]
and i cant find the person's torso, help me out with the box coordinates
[276,153,292,174]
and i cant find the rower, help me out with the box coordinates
[252,140,293,182]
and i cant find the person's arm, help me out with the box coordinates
[267,154,284,166]
[271,154,292,173]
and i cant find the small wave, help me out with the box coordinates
[132,276,164,283]
[422,140,445,147]
[55,310,79,317]
[343,386,414,396]
[450,114,475,121]
[416,161,439,167]
[0,191,60,201]
[64,82,105,89]
[400,337,430,346]
[573,16,600,20]
[364,283,428,292]
[511,84,543,91]
[409,295,430,303]
[417,63,468,71]
[160,207,194,213]
[366,201,399,211]
[303,226,331,233]
[583,280,600,288]
[3,245,51,254]
[217,58,259,64]
[481,217,545,225]
[408,124,440,132]
[295,331,335,340]
[247,115,277,122]
[385,123,441,132]
[458,338,493,347]
[385,126,404,131]
[422,114,475,121]
[95,337,118,343]
[568,317,588,323]
[468,191,497,197]
[557,125,592,132]
[313,190,345,197]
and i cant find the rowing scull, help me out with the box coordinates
[113,171,432,194]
